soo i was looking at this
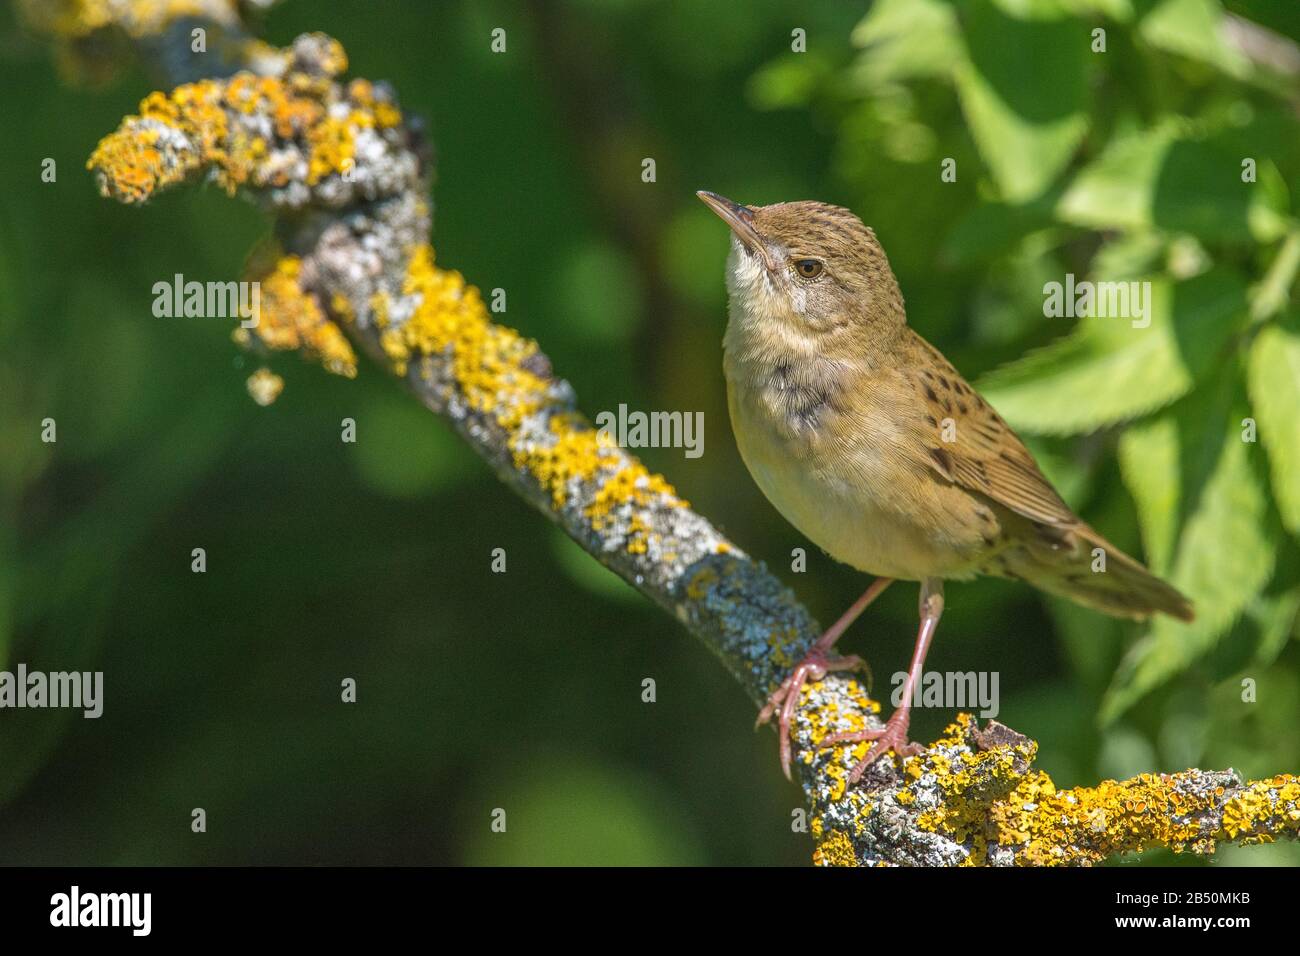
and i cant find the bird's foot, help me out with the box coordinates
[756,648,867,780]
[820,708,923,787]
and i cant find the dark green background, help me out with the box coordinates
[1,0,1297,866]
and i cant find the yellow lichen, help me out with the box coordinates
[307,36,349,78]
[347,79,401,127]
[801,679,879,750]
[625,514,653,554]
[234,254,357,378]
[807,714,1298,866]
[306,113,355,185]
[899,716,1033,864]
[19,0,240,40]
[685,566,718,601]
[379,245,687,529]
[522,417,609,509]
[245,367,284,406]
[87,63,402,203]
[86,82,228,201]
[377,246,541,406]
[764,626,800,671]
[980,767,1300,866]
[586,463,681,527]
[1221,775,1300,840]
[812,829,857,867]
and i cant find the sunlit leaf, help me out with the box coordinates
[941,197,1058,267]
[1138,0,1254,79]
[1091,232,1169,282]
[1101,381,1276,722]
[1118,414,1180,575]
[996,0,1134,17]
[1057,125,1289,243]
[978,269,1245,434]
[850,0,964,84]
[1249,587,1300,670]
[954,2,1089,201]
[1247,320,1300,533]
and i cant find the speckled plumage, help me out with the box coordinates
[699,190,1194,784]
[711,196,1192,622]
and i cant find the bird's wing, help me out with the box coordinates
[905,332,1078,528]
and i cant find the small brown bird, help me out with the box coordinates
[698,191,1193,786]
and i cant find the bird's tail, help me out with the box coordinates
[1006,524,1194,623]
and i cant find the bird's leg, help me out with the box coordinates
[756,576,893,779]
[820,577,944,786]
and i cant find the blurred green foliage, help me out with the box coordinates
[1,0,1297,866]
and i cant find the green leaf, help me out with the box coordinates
[954,2,1089,201]
[1202,592,1291,680]
[850,0,965,84]
[1254,542,1300,666]
[1201,540,1300,675]
[1118,414,1180,575]
[1048,594,1128,692]
[1098,726,1159,780]
[1137,0,1254,80]
[1101,381,1277,723]
[941,196,1058,267]
[1247,320,1300,533]
[1067,0,1134,16]
[978,269,1246,434]
[1091,232,1170,282]
[1058,127,1175,231]
[998,0,1134,17]
[1057,125,1289,243]
[1250,588,1300,669]
[1250,233,1300,323]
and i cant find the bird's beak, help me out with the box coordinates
[696,190,774,271]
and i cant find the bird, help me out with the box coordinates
[697,191,1193,787]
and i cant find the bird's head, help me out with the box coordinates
[697,191,906,353]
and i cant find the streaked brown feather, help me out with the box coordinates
[904,329,1076,527]
[900,329,1193,622]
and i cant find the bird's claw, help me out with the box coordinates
[756,649,867,780]
[819,710,922,786]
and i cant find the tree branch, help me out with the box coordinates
[24,0,1299,866]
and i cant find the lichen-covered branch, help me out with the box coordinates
[23,0,1300,866]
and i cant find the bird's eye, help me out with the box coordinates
[794,258,824,279]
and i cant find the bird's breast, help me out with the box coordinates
[724,363,992,582]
